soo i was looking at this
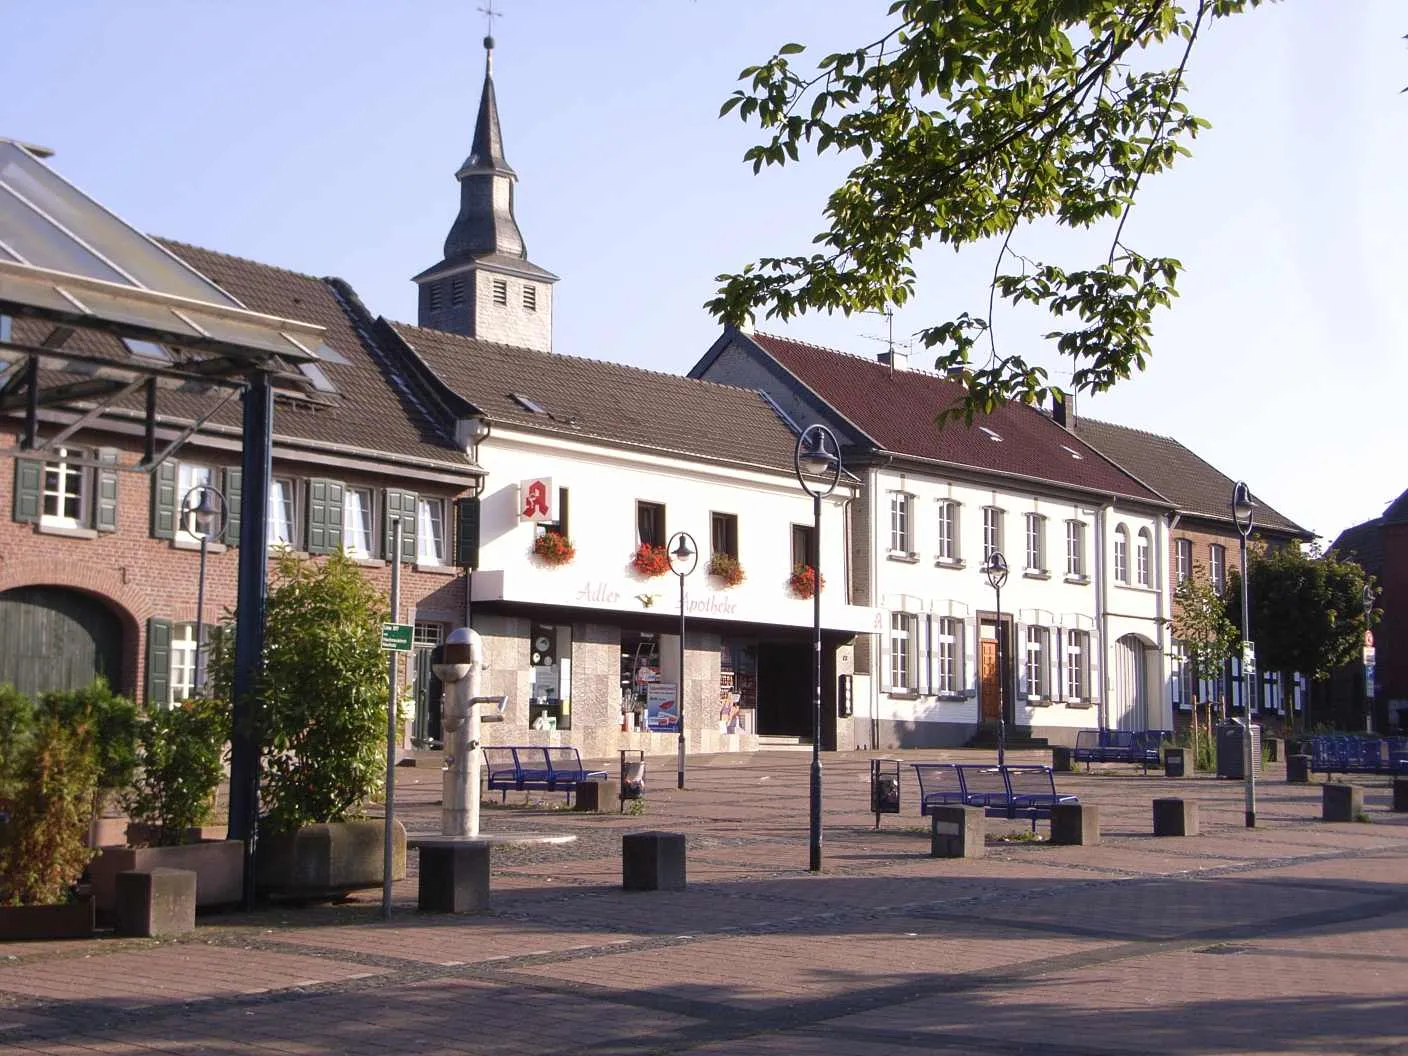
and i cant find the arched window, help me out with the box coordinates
[1113,524,1130,583]
[1137,528,1153,587]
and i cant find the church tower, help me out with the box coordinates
[414,34,557,351]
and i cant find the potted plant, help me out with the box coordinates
[532,530,576,566]
[0,689,99,939]
[214,551,405,898]
[707,552,746,588]
[789,563,824,599]
[632,542,671,577]
[88,695,243,916]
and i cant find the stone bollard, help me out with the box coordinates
[623,832,687,891]
[573,779,619,813]
[930,806,985,858]
[416,839,491,914]
[116,868,196,938]
[1393,777,1408,813]
[1286,755,1311,784]
[1051,747,1075,774]
[1322,783,1363,823]
[1163,747,1187,779]
[1152,798,1200,837]
[1050,803,1100,846]
[1264,737,1283,763]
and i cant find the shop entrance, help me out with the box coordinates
[756,641,811,740]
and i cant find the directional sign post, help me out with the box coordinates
[381,622,414,652]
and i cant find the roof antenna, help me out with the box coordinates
[859,308,910,376]
[478,1,503,63]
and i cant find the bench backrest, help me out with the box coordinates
[544,745,586,776]
[1002,765,1057,799]
[958,765,1008,803]
[1102,730,1135,748]
[911,763,962,800]
[1074,729,1101,750]
[513,747,553,779]
[482,746,519,777]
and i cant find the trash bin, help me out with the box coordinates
[870,759,901,828]
[619,749,645,812]
[1216,720,1262,780]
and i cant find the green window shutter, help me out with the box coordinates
[151,460,177,539]
[13,458,42,523]
[95,448,119,532]
[455,497,480,568]
[146,617,173,707]
[305,479,344,555]
[223,467,242,546]
[384,490,417,563]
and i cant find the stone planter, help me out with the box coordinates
[89,839,245,918]
[0,896,95,941]
[256,819,406,899]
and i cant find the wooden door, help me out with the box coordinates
[0,586,122,700]
[980,638,1000,722]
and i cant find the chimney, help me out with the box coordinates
[1052,389,1076,430]
[946,366,965,384]
[877,349,909,372]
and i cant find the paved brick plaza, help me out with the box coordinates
[2,751,1405,1055]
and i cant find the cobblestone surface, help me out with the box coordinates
[2,750,1405,1054]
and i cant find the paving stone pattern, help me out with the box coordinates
[1,751,1406,1055]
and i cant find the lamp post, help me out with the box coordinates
[1232,481,1256,829]
[982,551,1010,767]
[1362,584,1377,733]
[668,531,698,790]
[180,484,227,694]
[794,424,841,873]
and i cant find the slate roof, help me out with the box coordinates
[1382,486,1408,526]
[1072,417,1309,538]
[738,332,1169,506]
[384,321,806,475]
[1330,518,1385,580]
[10,241,470,471]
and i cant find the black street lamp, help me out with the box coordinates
[668,530,698,790]
[180,483,227,695]
[982,551,1010,767]
[1363,584,1377,732]
[1231,480,1256,829]
[794,423,841,873]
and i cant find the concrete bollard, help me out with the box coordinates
[623,832,687,891]
[1163,747,1187,779]
[1286,755,1311,784]
[1051,747,1076,774]
[115,868,196,938]
[1391,777,1408,813]
[416,839,491,914]
[1050,803,1100,846]
[930,806,985,858]
[1264,737,1283,763]
[573,779,619,813]
[1322,783,1363,823]
[1152,798,1200,837]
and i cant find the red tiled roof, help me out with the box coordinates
[747,333,1168,505]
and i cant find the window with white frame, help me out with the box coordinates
[1065,629,1090,700]
[176,462,214,541]
[1025,626,1050,699]
[890,613,918,691]
[417,497,446,564]
[169,622,198,706]
[936,500,959,562]
[1137,529,1152,587]
[982,507,1003,561]
[889,492,913,555]
[1065,520,1086,578]
[41,447,88,529]
[1113,524,1129,583]
[1169,641,1188,710]
[1175,538,1192,584]
[343,487,375,559]
[1025,513,1045,572]
[935,617,963,694]
[268,478,295,547]
[1210,544,1227,593]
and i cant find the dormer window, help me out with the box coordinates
[523,284,537,312]
[492,278,508,306]
[510,392,547,415]
[979,426,1003,442]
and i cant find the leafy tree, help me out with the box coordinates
[710,0,1265,423]
[1171,563,1238,760]
[1226,544,1375,728]
[214,551,389,833]
[122,696,229,847]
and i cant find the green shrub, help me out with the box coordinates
[122,697,229,846]
[0,715,98,906]
[36,679,139,805]
[216,550,389,834]
[0,684,35,802]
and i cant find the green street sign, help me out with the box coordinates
[381,622,414,652]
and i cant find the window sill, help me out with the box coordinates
[353,557,385,568]
[414,562,458,576]
[36,523,97,540]
[268,548,308,560]
[173,538,227,553]
[1064,699,1096,709]
[1022,569,1050,580]
[934,692,967,702]
[934,558,966,570]
[1025,698,1055,707]
[1064,574,1091,585]
[886,689,921,700]
[1116,582,1158,593]
[886,551,920,564]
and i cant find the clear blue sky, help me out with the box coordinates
[4,1,1402,546]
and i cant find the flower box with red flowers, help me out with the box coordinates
[707,552,746,588]
[789,563,824,599]
[532,531,575,566]
[632,543,672,577]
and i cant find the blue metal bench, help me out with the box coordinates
[483,746,607,804]
[1308,735,1405,776]
[1073,729,1170,772]
[912,762,1078,832]
[912,763,968,815]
